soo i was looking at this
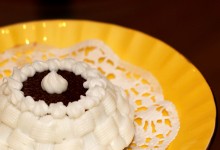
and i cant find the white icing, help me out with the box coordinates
[11,68,22,82]
[0,57,134,150]
[85,69,101,78]
[0,95,8,112]
[83,78,107,89]
[32,61,48,72]
[19,100,28,112]
[2,83,11,95]
[20,73,28,82]
[20,65,35,77]
[23,96,35,111]
[2,58,114,118]
[41,71,68,94]
[67,101,85,118]
[35,143,54,150]
[33,100,48,116]
[47,59,61,71]
[60,58,76,71]
[80,96,96,110]
[1,104,21,128]
[12,67,29,83]
[86,86,105,100]
[7,78,23,90]
[10,89,24,105]
[49,102,66,118]
[72,62,88,75]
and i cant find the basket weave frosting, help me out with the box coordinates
[0,58,134,150]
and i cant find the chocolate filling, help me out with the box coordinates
[21,70,88,106]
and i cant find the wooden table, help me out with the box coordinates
[0,0,219,149]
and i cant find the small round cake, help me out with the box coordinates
[0,58,134,150]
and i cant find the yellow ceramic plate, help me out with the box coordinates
[0,20,216,149]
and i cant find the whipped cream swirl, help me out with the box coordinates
[41,71,68,94]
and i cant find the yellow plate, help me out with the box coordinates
[0,20,216,149]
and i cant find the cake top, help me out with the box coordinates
[22,70,87,106]
[1,58,110,119]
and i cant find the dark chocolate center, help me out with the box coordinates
[21,70,88,106]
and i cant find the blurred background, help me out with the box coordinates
[0,0,219,149]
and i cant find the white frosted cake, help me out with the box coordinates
[0,58,134,150]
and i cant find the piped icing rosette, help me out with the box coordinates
[0,58,134,150]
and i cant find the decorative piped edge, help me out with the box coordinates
[1,58,110,119]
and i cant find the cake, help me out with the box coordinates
[0,58,134,150]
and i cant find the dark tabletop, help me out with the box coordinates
[0,0,219,149]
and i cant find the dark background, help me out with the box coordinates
[0,0,219,149]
